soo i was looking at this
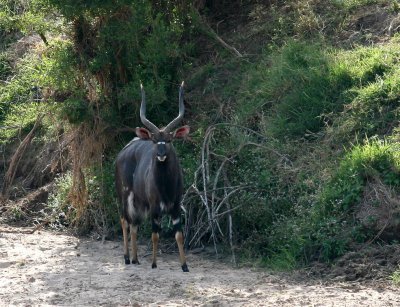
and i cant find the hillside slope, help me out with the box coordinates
[0,0,399,277]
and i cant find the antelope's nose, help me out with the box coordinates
[157,142,167,162]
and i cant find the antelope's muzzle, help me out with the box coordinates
[157,142,167,162]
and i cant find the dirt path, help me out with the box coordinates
[0,226,399,306]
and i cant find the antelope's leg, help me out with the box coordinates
[172,216,189,272]
[120,217,130,264]
[130,225,139,264]
[151,218,160,269]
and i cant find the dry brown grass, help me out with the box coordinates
[357,178,400,243]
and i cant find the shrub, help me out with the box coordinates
[61,97,91,124]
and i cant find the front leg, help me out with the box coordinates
[151,218,160,269]
[172,215,189,272]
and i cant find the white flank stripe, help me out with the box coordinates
[160,202,166,212]
[128,191,135,218]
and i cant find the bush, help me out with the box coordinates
[47,172,74,225]
[61,97,91,124]
[48,163,121,237]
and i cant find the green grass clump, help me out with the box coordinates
[335,45,399,84]
[330,44,400,139]
[335,69,400,137]
[332,0,380,10]
[0,49,50,143]
[265,139,400,265]
[0,103,43,144]
[238,41,400,141]
[320,139,400,210]
[311,139,399,260]
[0,53,41,122]
[391,267,400,286]
[0,52,11,79]
[239,40,353,138]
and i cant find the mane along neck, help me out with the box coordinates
[153,152,180,203]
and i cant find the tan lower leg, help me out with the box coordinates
[175,231,186,266]
[151,232,159,268]
[121,217,129,263]
[130,225,138,263]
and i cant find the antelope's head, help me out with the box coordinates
[135,82,190,162]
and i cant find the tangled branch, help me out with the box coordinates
[182,123,288,263]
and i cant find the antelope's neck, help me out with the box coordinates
[153,153,178,202]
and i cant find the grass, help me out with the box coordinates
[227,38,400,266]
[237,39,400,141]
[308,139,399,261]
[332,0,381,10]
[237,40,340,138]
[391,267,400,286]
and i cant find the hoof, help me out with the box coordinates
[152,263,157,269]
[132,259,140,265]
[124,255,130,265]
[182,263,189,272]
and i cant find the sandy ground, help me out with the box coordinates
[0,226,399,306]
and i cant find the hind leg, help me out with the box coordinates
[130,224,139,264]
[121,217,130,264]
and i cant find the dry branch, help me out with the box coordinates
[182,122,285,259]
[195,10,243,58]
[1,114,44,202]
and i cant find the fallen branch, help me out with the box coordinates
[212,32,243,57]
[195,10,243,58]
[0,220,49,234]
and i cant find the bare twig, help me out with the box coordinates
[201,127,218,255]
[224,171,236,265]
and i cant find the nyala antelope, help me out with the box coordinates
[115,82,190,272]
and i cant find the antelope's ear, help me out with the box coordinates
[135,127,151,139]
[173,125,190,139]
